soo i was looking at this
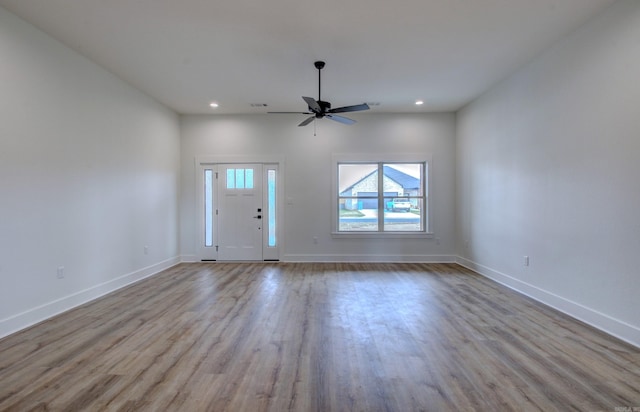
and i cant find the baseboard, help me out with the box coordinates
[456,256,640,348]
[0,256,181,340]
[283,254,457,263]
[184,254,456,263]
[181,255,198,263]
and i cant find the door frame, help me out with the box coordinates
[195,155,284,261]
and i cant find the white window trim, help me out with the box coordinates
[331,153,434,239]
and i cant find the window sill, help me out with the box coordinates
[331,232,434,239]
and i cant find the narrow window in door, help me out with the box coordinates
[204,169,214,247]
[226,169,235,189]
[235,169,245,189]
[246,169,254,189]
[267,169,277,247]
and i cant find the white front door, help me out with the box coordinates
[217,164,263,260]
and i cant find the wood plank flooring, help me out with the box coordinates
[0,262,638,411]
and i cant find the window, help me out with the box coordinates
[333,156,430,237]
[204,169,214,247]
[267,168,277,247]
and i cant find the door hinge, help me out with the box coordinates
[215,245,219,251]
[216,209,219,215]
[215,172,219,179]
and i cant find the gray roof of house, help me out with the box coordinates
[341,166,420,194]
[383,166,420,190]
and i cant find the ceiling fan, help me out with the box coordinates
[269,61,370,126]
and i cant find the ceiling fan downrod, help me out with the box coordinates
[315,60,325,103]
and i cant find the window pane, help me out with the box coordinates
[267,169,276,247]
[236,168,245,189]
[338,164,378,196]
[383,163,422,196]
[383,197,421,231]
[246,168,254,189]
[226,169,235,189]
[339,203,378,231]
[204,169,213,247]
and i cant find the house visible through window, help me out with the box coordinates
[337,162,427,233]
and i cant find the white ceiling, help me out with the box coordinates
[0,0,616,115]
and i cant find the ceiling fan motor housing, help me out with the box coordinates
[311,100,331,116]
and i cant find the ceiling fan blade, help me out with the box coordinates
[267,111,312,114]
[328,103,370,114]
[326,114,356,125]
[298,116,316,127]
[302,96,322,113]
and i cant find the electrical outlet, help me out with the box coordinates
[523,256,529,267]
[144,246,149,255]
[57,266,65,279]
[312,236,318,244]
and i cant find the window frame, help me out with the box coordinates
[331,153,433,239]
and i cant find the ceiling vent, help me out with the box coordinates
[250,103,269,107]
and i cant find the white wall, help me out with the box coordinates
[456,0,640,346]
[180,113,456,262]
[0,7,181,338]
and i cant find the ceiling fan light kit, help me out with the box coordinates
[269,61,370,127]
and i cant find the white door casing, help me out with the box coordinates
[196,160,281,262]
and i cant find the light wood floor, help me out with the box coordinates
[0,263,638,411]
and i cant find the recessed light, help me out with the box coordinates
[415,100,424,106]
[209,102,219,108]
